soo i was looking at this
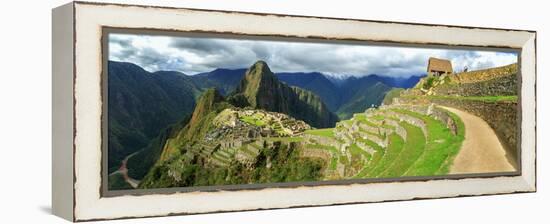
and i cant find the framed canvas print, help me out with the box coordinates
[52,1,537,222]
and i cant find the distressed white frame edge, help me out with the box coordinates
[52,2,75,222]
[67,2,536,221]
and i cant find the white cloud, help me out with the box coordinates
[108,33,518,78]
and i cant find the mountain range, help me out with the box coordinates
[191,67,423,117]
[107,60,424,181]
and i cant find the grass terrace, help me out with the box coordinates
[366,133,405,178]
[304,128,335,138]
[353,138,385,178]
[266,137,304,142]
[354,114,380,128]
[378,121,426,177]
[240,115,266,127]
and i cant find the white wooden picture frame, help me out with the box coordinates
[52,1,536,222]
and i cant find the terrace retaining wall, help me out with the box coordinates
[435,74,517,97]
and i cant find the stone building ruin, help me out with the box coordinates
[427,57,453,76]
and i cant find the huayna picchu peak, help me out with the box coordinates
[229,60,338,128]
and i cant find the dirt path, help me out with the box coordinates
[439,106,516,174]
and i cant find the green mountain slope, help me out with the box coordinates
[336,82,392,119]
[138,88,323,188]
[107,61,200,173]
[276,72,342,111]
[189,68,248,95]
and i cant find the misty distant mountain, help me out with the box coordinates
[190,68,423,118]
[335,76,392,119]
[276,72,341,111]
[190,68,247,95]
[372,74,424,88]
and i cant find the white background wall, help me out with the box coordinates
[0,0,547,223]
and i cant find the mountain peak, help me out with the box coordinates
[246,60,274,79]
[229,61,338,128]
[231,61,279,108]
[252,60,269,68]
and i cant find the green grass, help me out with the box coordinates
[423,76,436,89]
[354,114,379,127]
[378,122,426,177]
[380,124,396,130]
[367,133,405,178]
[386,108,466,176]
[435,109,466,174]
[266,137,304,142]
[353,139,385,178]
[372,115,385,121]
[339,155,349,166]
[348,143,372,161]
[354,114,367,121]
[303,106,466,179]
[304,128,335,138]
[249,143,262,150]
[238,146,258,157]
[212,152,231,162]
[392,110,464,176]
[357,128,383,139]
[347,144,367,173]
[240,115,266,127]
[341,119,354,126]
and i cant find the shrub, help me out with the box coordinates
[423,76,436,89]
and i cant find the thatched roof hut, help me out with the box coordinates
[427,57,453,76]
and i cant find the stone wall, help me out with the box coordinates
[434,74,517,96]
[386,104,459,136]
[429,106,459,135]
[361,132,387,147]
[235,150,256,167]
[377,125,394,137]
[306,135,342,149]
[448,63,517,84]
[300,148,332,161]
[356,141,375,154]
[358,123,379,134]
[382,108,428,137]
[394,124,407,140]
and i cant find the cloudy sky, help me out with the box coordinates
[109,33,518,78]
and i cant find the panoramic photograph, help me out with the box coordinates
[106,32,519,191]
